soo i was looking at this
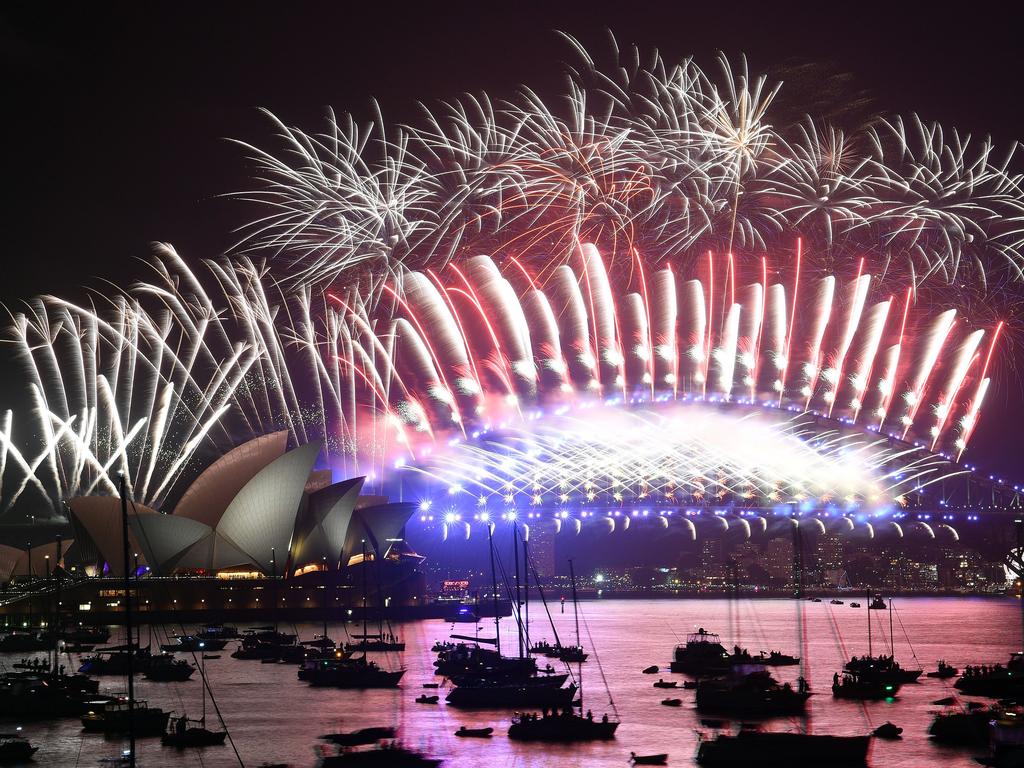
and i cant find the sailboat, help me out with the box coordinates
[507,559,618,741]
[81,475,170,750]
[345,546,405,652]
[445,524,575,709]
[843,595,922,683]
[301,541,405,689]
[161,642,227,748]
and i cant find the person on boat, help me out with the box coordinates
[175,715,187,736]
[833,672,840,687]
[601,713,609,724]
[798,676,808,694]
[586,710,593,721]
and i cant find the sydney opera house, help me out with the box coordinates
[0,432,424,620]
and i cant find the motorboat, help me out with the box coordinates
[653,679,678,688]
[455,726,493,738]
[81,698,170,736]
[696,729,870,766]
[642,665,659,674]
[143,653,195,682]
[955,654,1024,699]
[630,754,668,765]
[320,727,396,747]
[160,635,227,653]
[926,660,959,679]
[661,698,682,707]
[670,629,730,675]
[873,721,903,739]
[414,694,438,704]
[0,730,38,762]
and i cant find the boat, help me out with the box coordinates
[653,679,678,688]
[344,633,406,653]
[830,599,845,605]
[160,635,228,749]
[661,698,682,707]
[869,596,887,609]
[669,629,730,675]
[454,726,493,738]
[0,731,38,762]
[320,727,396,746]
[696,671,810,717]
[928,702,1005,745]
[955,654,1024,699]
[727,647,799,667]
[11,658,49,671]
[202,654,220,660]
[844,654,922,684]
[143,653,195,682]
[435,641,537,680]
[810,598,822,602]
[443,604,479,624]
[548,644,588,662]
[695,729,870,766]
[630,754,668,766]
[507,709,618,742]
[505,558,619,742]
[446,679,577,709]
[926,660,959,679]
[81,698,171,736]
[422,682,439,688]
[59,625,111,645]
[642,665,659,674]
[197,624,239,640]
[683,681,698,690]
[0,631,51,653]
[161,715,228,748]
[849,602,861,608]
[161,635,227,653]
[530,640,557,655]
[832,670,900,700]
[873,721,902,739]
[78,646,153,676]
[843,596,922,684]
[317,743,442,768]
[80,475,170,750]
[444,525,574,710]
[415,695,438,704]
[230,630,297,660]
[302,656,406,688]
[0,668,106,719]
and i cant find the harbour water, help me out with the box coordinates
[4,597,1019,767]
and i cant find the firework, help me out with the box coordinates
[2,39,1020,518]
[234,39,1024,301]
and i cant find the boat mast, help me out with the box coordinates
[270,546,278,636]
[866,588,872,658]
[487,523,500,653]
[513,522,523,657]
[361,539,369,658]
[118,473,137,768]
[523,535,530,654]
[201,644,207,727]
[889,598,894,658]
[569,558,581,708]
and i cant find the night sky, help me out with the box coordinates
[2,2,1023,480]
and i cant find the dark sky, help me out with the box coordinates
[2,1,1022,479]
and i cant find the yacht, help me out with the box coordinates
[670,629,730,675]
